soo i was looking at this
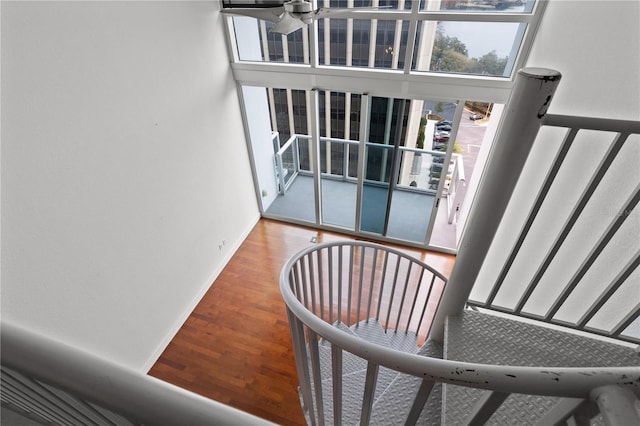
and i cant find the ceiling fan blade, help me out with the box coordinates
[220,6,285,24]
[270,12,306,35]
[313,6,392,20]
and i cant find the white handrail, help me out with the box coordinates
[1,321,274,425]
[280,241,640,399]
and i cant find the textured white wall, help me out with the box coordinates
[1,1,259,371]
[526,0,639,120]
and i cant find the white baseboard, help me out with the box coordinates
[142,214,261,373]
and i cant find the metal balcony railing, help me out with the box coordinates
[274,133,465,216]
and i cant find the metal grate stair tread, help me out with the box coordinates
[310,320,444,425]
[442,310,639,425]
[350,319,420,354]
[370,340,444,426]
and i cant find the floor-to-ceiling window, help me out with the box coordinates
[223,0,547,252]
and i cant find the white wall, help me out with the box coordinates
[242,86,279,211]
[1,1,260,371]
[526,0,639,120]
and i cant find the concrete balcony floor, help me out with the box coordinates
[265,175,458,249]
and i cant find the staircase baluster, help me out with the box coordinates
[375,250,391,323]
[521,132,631,315]
[348,245,354,326]
[356,246,366,325]
[577,251,640,330]
[317,249,325,322]
[416,274,437,337]
[405,267,426,334]
[591,385,640,426]
[544,183,640,321]
[359,362,379,426]
[463,390,509,426]
[610,303,640,338]
[484,127,579,307]
[288,310,316,426]
[365,248,379,323]
[404,379,435,425]
[395,260,413,333]
[308,329,325,426]
[533,398,598,426]
[331,344,343,426]
[309,253,318,317]
[328,246,334,325]
[385,255,402,332]
[338,244,343,325]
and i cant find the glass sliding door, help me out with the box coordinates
[360,97,407,236]
[242,85,475,251]
[360,142,393,234]
[320,91,359,230]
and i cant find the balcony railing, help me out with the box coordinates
[274,134,465,212]
[465,111,640,345]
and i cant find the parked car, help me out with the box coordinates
[469,113,483,121]
[436,123,452,131]
[434,133,450,142]
[437,120,452,126]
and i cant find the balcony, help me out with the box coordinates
[265,133,467,250]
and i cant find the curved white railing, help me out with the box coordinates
[280,240,640,425]
[0,321,273,426]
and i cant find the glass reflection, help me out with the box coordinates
[414,21,525,77]
[421,0,535,13]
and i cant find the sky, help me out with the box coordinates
[440,21,523,59]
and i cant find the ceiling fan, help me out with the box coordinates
[221,0,387,35]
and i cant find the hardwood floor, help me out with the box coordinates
[148,219,455,425]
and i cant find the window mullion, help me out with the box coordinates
[402,0,421,74]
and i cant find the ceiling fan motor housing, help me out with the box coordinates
[285,0,314,24]
[285,0,314,14]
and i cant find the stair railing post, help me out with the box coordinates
[430,68,562,342]
[591,385,640,426]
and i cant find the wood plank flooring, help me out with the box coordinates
[148,219,455,425]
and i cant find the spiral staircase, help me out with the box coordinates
[279,69,640,425]
[280,240,640,426]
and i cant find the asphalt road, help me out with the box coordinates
[455,109,489,185]
[431,107,489,248]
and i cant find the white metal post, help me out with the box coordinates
[430,68,562,342]
[309,89,323,226]
[591,385,640,426]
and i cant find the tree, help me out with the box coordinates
[431,48,469,73]
[466,50,509,76]
[429,26,510,76]
[417,129,425,149]
[416,116,427,149]
[430,29,469,72]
